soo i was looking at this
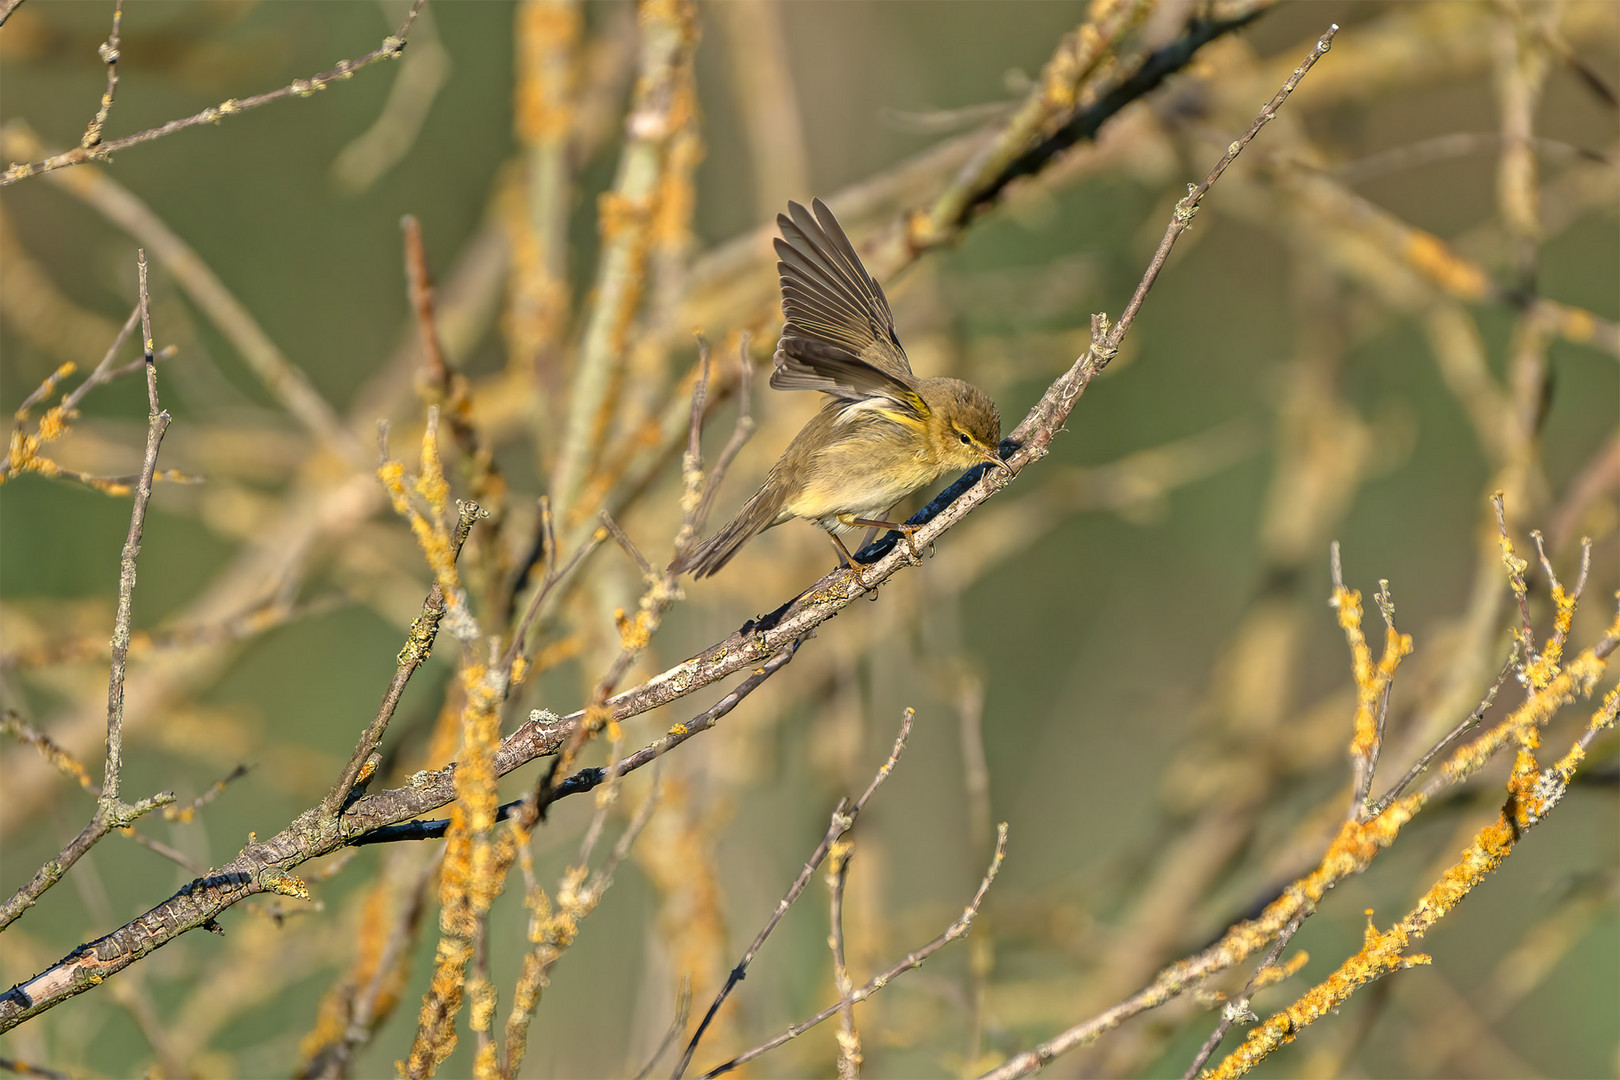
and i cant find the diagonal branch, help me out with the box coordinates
[1,0,429,186]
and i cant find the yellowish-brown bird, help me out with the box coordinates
[679,198,1012,578]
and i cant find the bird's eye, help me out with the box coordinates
[959,432,971,445]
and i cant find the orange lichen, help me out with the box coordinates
[1522,579,1576,690]
[1439,609,1619,790]
[1540,298,1596,345]
[401,655,509,1078]
[413,420,451,529]
[596,190,649,244]
[379,423,468,616]
[531,634,583,675]
[1403,230,1491,302]
[632,776,735,1056]
[1551,684,1619,783]
[498,168,569,382]
[617,605,656,651]
[1211,790,1539,1079]
[514,1,581,144]
[1332,585,1413,768]
[0,714,94,791]
[1255,949,1310,990]
[1203,603,1619,1079]
[2,365,84,485]
[298,877,414,1066]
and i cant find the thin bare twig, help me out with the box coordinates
[1180,912,1309,1080]
[120,828,207,877]
[0,252,177,932]
[1,303,141,479]
[107,247,163,800]
[1491,491,1538,667]
[1350,580,1400,815]
[692,332,757,536]
[634,977,693,1080]
[1108,25,1341,365]
[0,712,94,792]
[699,823,1010,1079]
[320,500,481,818]
[503,509,606,675]
[828,849,861,1080]
[162,764,250,823]
[1368,645,1519,818]
[80,0,124,150]
[675,710,916,1079]
[601,508,655,580]
[1,0,429,186]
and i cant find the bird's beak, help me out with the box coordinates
[980,447,1015,478]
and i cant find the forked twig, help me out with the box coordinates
[1367,646,1518,818]
[1180,911,1309,1080]
[0,251,177,932]
[674,710,917,1079]
[321,501,481,818]
[698,823,1010,1079]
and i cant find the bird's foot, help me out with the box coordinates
[897,524,928,565]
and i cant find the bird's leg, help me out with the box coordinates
[842,516,926,565]
[827,532,855,568]
[825,531,880,596]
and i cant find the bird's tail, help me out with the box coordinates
[675,480,785,578]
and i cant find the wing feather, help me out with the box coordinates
[771,198,919,415]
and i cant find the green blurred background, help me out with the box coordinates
[1,2,1616,1077]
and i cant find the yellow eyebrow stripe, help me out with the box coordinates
[874,406,928,433]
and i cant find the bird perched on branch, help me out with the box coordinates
[677,198,1012,579]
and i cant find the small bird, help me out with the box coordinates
[678,198,1012,579]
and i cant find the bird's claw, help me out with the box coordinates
[899,527,927,566]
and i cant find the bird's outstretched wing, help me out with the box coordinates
[771,199,922,416]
